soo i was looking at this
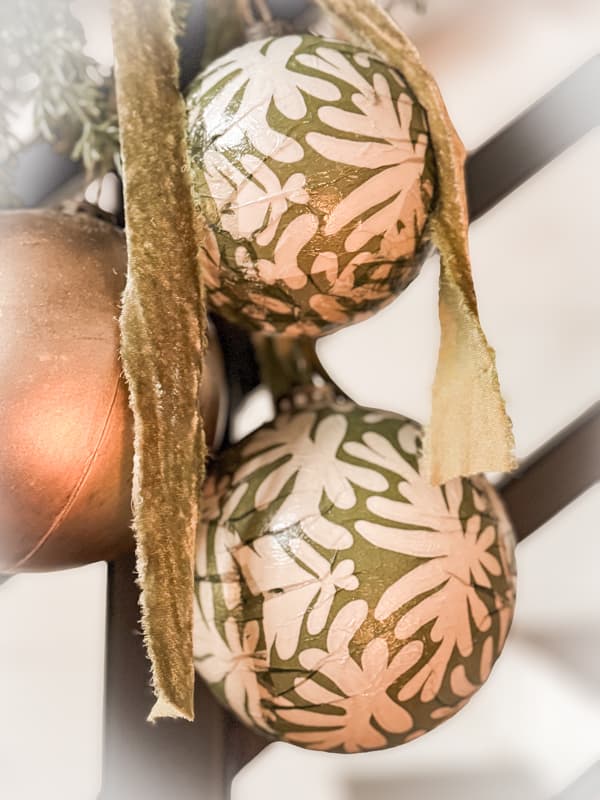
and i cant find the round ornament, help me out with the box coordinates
[187,34,436,337]
[193,399,516,753]
[0,210,228,573]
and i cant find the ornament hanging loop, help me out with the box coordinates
[237,0,293,39]
[252,333,346,411]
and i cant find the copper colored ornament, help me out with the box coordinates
[0,210,227,573]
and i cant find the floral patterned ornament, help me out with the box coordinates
[186,34,436,336]
[193,400,517,753]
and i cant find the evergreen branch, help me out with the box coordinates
[0,0,120,180]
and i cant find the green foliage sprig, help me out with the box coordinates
[0,0,120,183]
[0,98,20,207]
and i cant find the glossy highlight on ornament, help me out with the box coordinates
[187,34,436,337]
[0,210,228,573]
[193,400,516,753]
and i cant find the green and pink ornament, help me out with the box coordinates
[186,34,436,336]
[193,395,516,753]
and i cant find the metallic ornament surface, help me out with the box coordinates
[187,34,436,336]
[0,210,227,573]
[193,400,516,752]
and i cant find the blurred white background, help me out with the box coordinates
[0,1,599,798]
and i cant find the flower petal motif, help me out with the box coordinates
[350,427,512,703]
[203,151,309,245]
[276,601,423,753]
[189,36,340,163]
[235,533,359,660]
[255,214,318,290]
[308,250,400,313]
[226,410,390,661]
[306,69,430,254]
[236,410,388,548]
[194,544,272,731]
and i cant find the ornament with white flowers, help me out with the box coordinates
[193,391,516,753]
[187,34,435,336]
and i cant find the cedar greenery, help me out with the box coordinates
[0,0,191,204]
[0,0,119,182]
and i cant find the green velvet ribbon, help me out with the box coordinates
[111,0,208,721]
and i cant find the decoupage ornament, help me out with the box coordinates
[0,210,227,573]
[193,396,516,752]
[187,33,436,336]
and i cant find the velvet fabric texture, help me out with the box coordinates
[111,0,208,721]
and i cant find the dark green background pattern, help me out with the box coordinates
[186,35,438,335]
[194,403,516,752]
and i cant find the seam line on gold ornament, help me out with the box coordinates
[13,372,122,569]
